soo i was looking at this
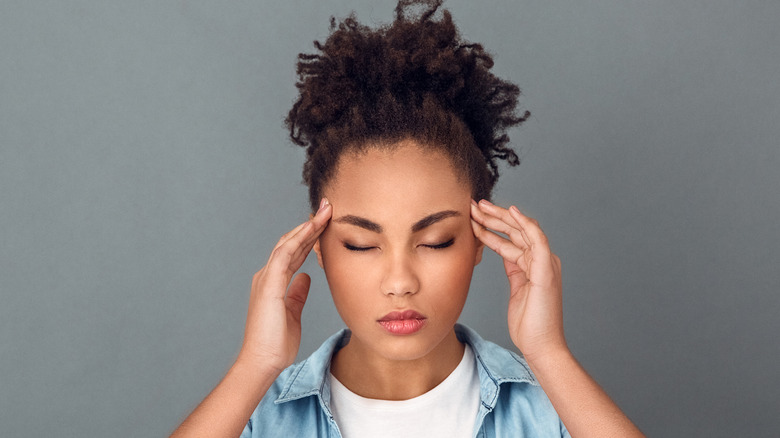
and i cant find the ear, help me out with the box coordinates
[313,238,324,268]
[473,240,484,266]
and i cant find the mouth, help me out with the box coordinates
[377,310,427,335]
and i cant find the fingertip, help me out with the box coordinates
[470,220,482,239]
[315,197,331,217]
[294,271,311,284]
[469,207,484,224]
[470,217,485,234]
[314,198,333,223]
[508,205,525,222]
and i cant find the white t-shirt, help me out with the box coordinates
[328,344,480,438]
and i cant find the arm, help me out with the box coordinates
[169,359,279,438]
[470,199,644,438]
[170,199,333,438]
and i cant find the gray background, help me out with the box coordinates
[1,0,778,437]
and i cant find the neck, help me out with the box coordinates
[330,329,464,400]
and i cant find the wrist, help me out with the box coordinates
[232,348,287,378]
[236,342,293,374]
[522,343,573,373]
[232,353,285,386]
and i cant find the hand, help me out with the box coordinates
[238,198,332,373]
[470,199,567,361]
[471,200,646,437]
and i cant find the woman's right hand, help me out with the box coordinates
[170,200,332,437]
[237,198,332,373]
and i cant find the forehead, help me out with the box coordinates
[324,142,471,221]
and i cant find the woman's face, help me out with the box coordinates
[315,140,483,362]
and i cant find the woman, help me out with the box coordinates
[172,1,644,436]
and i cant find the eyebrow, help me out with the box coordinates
[333,215,383,233]
[333,210,461,234]
[411,210,461,232]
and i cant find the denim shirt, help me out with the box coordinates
[241,324,570,437]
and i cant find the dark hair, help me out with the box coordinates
[286,0,529,210]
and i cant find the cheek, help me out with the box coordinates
[423,244,478,293]
[319,236,372,305]
[434,255,475,294]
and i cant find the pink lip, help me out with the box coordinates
[378,310,427,335]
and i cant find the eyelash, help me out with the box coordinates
[423,238,455,250]
[343,239,455,252]
[344,243,373,252]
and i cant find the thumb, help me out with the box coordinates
[285,273,311,322]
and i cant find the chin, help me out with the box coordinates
[370,327,452,360]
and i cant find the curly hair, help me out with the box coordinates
[286,0,529,210]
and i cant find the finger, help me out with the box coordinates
[263,224,319,292]
[507,205,551,252]
[308,198,333,237]
[471,218,527,268]
[285,273,311,323]
[272,222,320,277]
[551,254,562,280]
[273,221,309,252]
[251,217,319,302]
[278,201,334,270]
[471,202,532,250]
[476,200,536,249]
[478,200,551,257]
[472,217,531,293]
[273,198,332,252]
[476,199,523,229]
[268,200,332,270]
[471,201,513,234]
[291,202,332,260]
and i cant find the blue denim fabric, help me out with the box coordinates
[241,324,570,437]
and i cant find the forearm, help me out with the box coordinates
[170,359,279,438]
[526,348,644,438]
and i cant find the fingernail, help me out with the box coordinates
[318,197,329,212]
[479,199,491,207]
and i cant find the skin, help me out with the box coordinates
[171,140,645,437]
[313,141,483,400]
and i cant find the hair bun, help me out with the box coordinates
[286,0,528,209]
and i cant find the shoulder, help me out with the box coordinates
[455,324,537,385]
[242,372,323,437]
[456,325,569,437]
[241,330,350,437]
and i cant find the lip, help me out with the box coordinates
[378,310,427,335]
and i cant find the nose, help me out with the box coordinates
[380,251,420,297]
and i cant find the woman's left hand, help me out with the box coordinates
[470,199,568,362]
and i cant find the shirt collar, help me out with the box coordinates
[274,328,350,406]
[273,324,537,409]
[454,324,538,386]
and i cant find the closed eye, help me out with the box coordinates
[422,238,455,250]
[344,243,375,252]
